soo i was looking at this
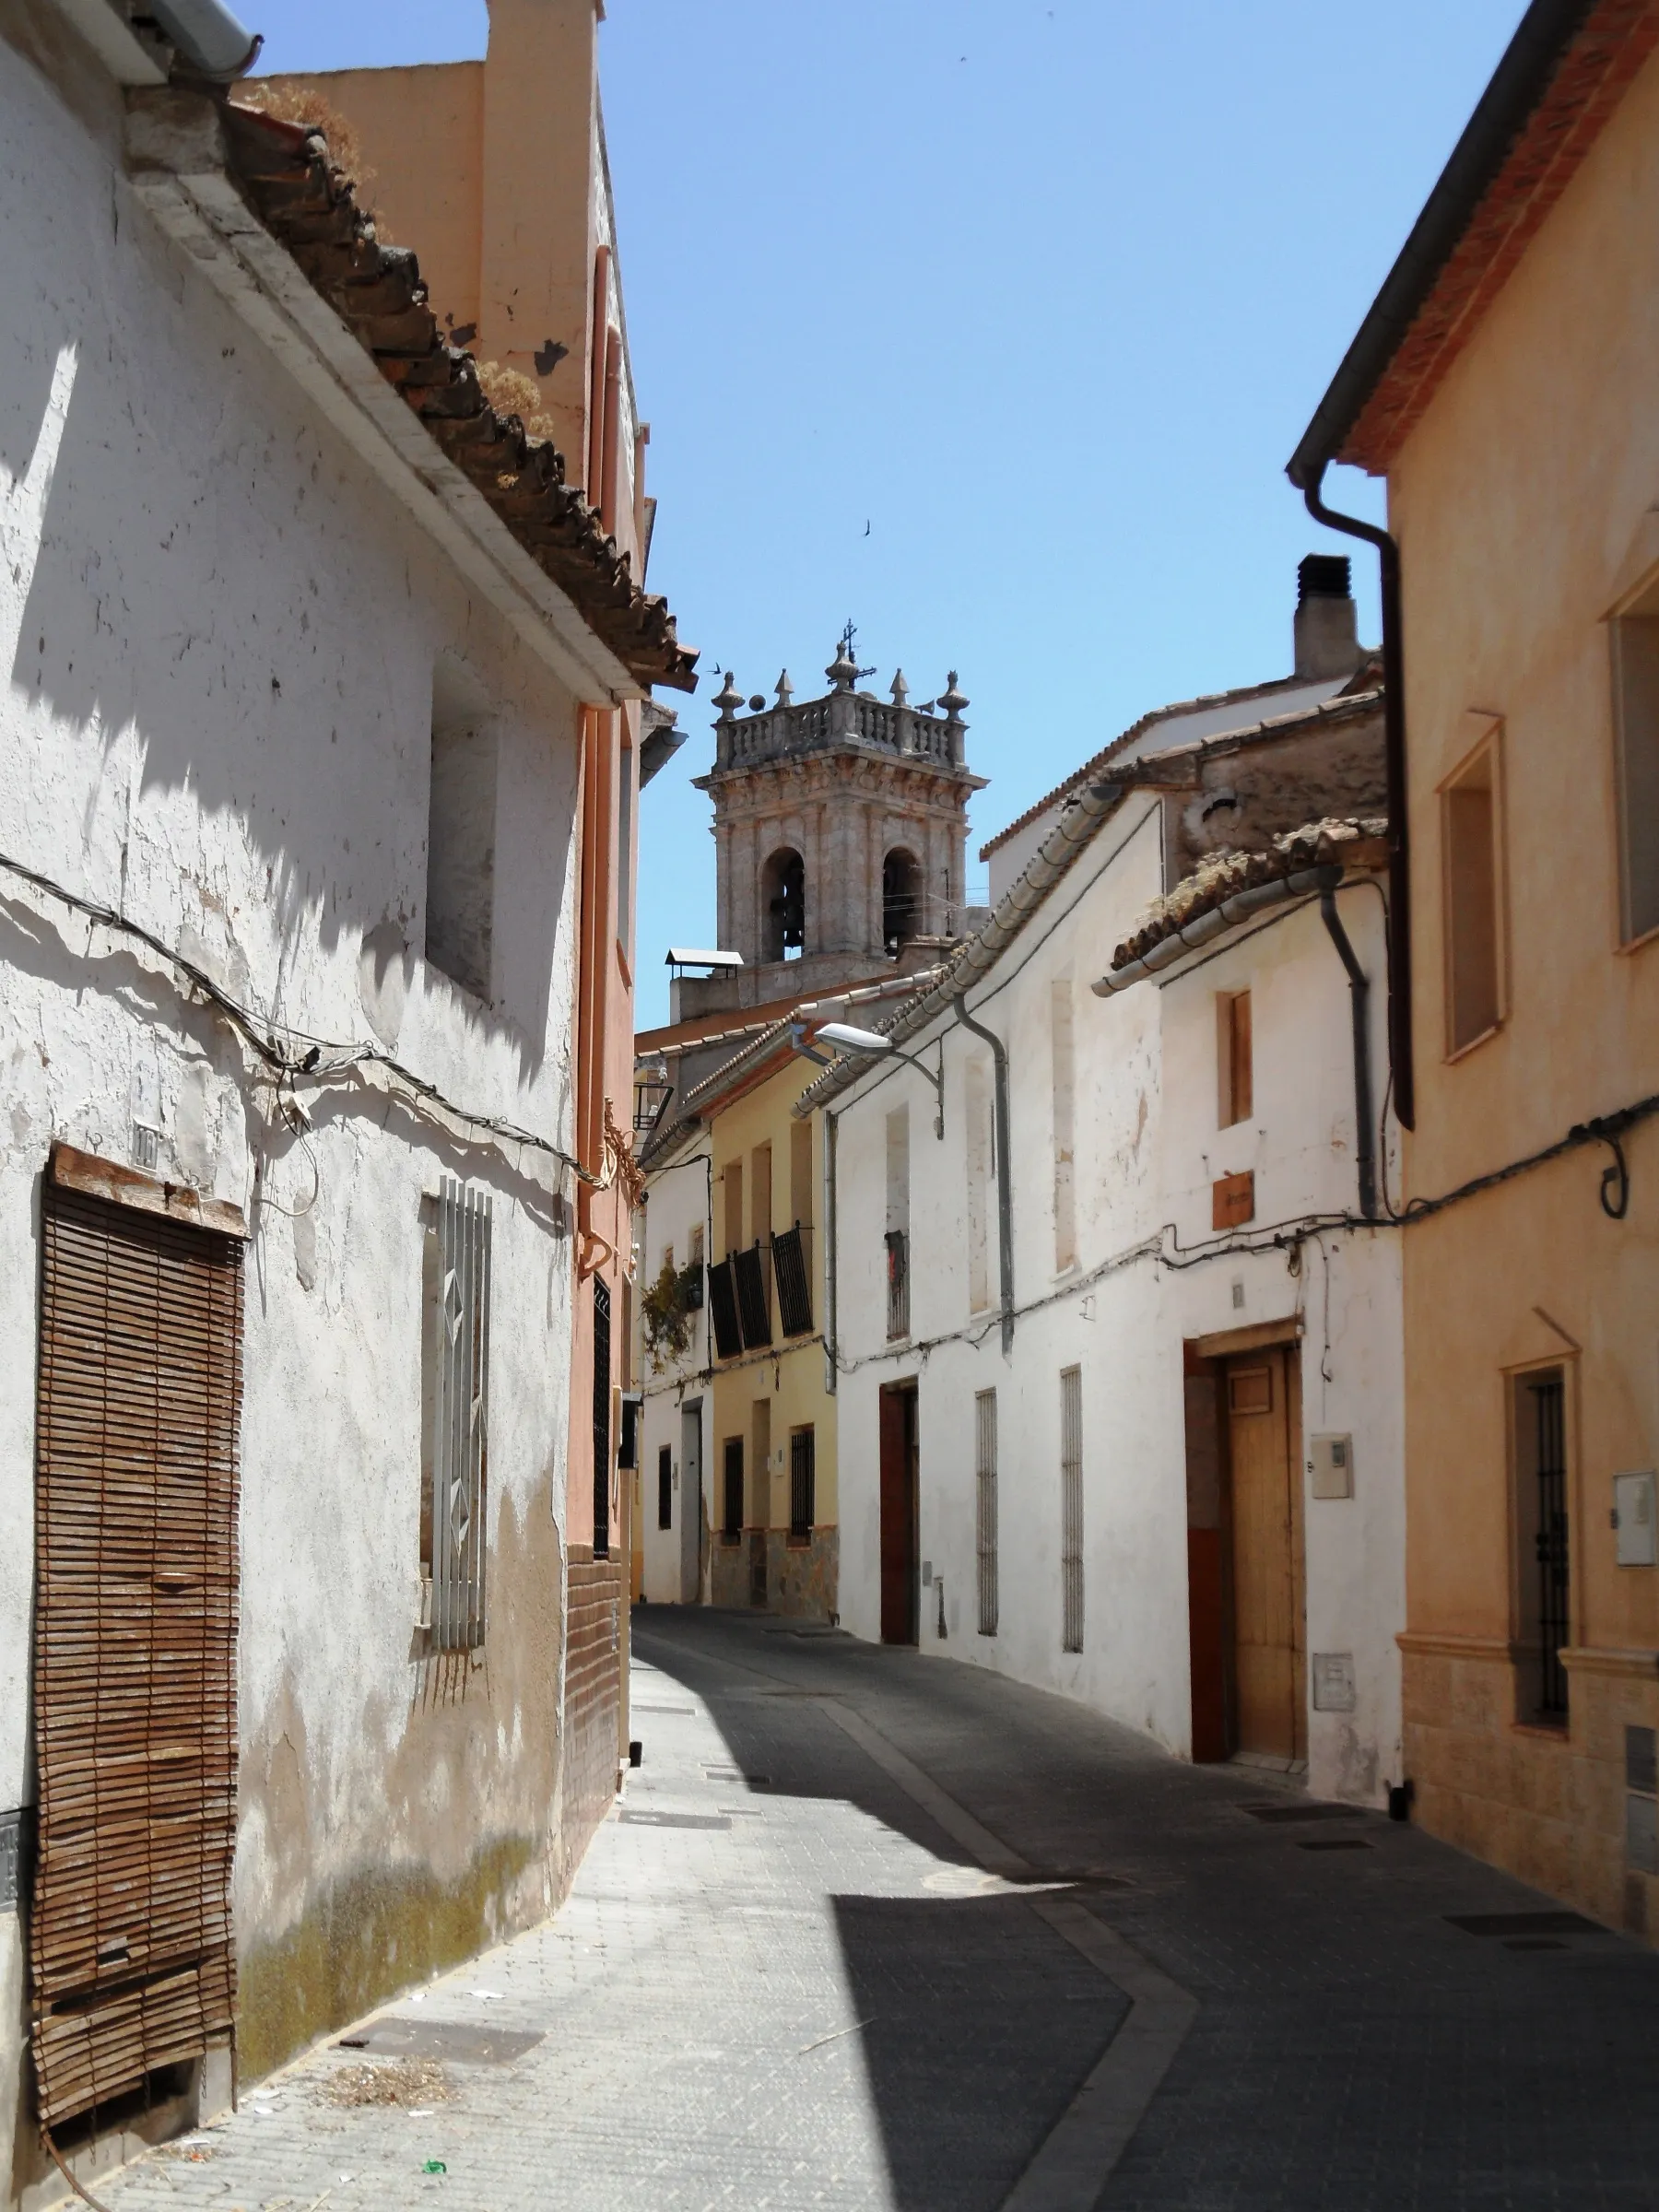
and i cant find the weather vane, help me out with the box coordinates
[841,618,877,682]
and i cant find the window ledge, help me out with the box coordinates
[1444,1018,1504,1066]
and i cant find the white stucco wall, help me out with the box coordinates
[830,794,1405,1806]
[636,1131,712,1604]
[1,30,585,2156]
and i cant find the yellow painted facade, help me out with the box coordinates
[704,1054,840,1620]
[1387,43,1659,1932]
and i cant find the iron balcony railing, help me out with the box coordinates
[706,1257,743,1362]
[733,1243,773,1350]
[772,1225,814,1337]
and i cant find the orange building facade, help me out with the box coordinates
[1291,0,1659,1934]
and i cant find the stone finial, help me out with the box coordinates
[826,641,859,692]
[775,670,794,709]
[712,671,744,722]
[890,669,909,707]
[939,670,969,721]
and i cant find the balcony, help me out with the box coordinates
[771,1226,814,1337]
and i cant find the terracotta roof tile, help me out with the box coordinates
[220,100,698,693]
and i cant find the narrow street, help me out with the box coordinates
[100,1612,1659,2212]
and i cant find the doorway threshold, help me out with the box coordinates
[1228,1751,1308,1777]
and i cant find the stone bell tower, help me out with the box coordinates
[685,638,987,1018]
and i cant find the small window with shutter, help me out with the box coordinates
[1217,990,1253,1127]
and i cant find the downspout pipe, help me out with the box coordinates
[954,995,1014,1355]
[822,1111,839,1394]
[1296,461,1414,1131]
[1318,889,1379,1221]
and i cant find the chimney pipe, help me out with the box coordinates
[1294,553,1360,679]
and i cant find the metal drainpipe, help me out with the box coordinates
[821,1110,839,1394]
[954,995,1014,1355]
[1318,889,1379,1221]
[149,0,261,76]
[1300,461,1414,1131]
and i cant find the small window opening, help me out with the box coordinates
[1444,744,1501,1052]
[426,662,498,1000]
[1612,594,1659,944]
[657,1443,673,1532]
[1513,1367,1570,1724]
[789,1425,816,1542]
[1218,989,1253,1127]
[722,1437,744,1541]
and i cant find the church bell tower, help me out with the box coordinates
[686,637,986,1017]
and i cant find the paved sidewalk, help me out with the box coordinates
[98,1610,1659,2212]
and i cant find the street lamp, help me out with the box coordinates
[796,1021,944,1140]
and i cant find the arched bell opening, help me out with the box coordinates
[762,845,806,961]
[882,847,923,954]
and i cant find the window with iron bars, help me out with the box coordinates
[885,1228,910,1341]
[1060,1366,1083,1653]
[975,1389,998,1638]
[722,1436,744,1543]
[789,1426,816,1542]
[1514,1368,1570,1723]
[425,1180,491,1650]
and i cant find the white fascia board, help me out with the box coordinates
[129,165,641,708]
[45,0,168,83]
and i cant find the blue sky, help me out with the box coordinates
[255,3,1525,1028]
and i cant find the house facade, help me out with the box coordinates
[633,1116,712,1608]
[264,0,665,1961]
[799,571,1407,1806]
[0,3,689,2199]
[1289,0,1659,1934]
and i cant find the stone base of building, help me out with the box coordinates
[1402,1635,1659,1940]
[707,1527,839,1618]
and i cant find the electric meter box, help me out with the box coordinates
[1613,1470,1657,1567]
[1308,1434,1355,1500]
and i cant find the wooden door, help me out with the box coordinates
[679,1404,701,1603]
[1225,1348,1304,1761]
[879,1383,918,1644]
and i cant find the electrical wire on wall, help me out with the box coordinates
[0,843,599,1221]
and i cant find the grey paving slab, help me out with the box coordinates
[94,1609,1659,2212]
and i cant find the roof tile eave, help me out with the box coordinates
[218,100,699,695]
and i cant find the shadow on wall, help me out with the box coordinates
[2,229,574,1085]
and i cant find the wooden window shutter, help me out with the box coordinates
[31,1159,243,2129]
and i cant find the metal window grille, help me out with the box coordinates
[885,1227,910,1340]
[734,1243,772,1348]
[772,1225,814,1337]
[592,1277,611,1558]
[975,1389,998,1637]
[1060,1366,1084,1653]
[790,1427,816,1541]
[706,1257,742,1360]
[657,1443,673,1532]
[1529,1373,1570,1718]
[432,1180,491,1648]
[723,1438,744,1540]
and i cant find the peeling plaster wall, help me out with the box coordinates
[0,31,583,2168]
[830,793,1405,1806]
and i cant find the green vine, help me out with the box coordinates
[641,1254,693,1369]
